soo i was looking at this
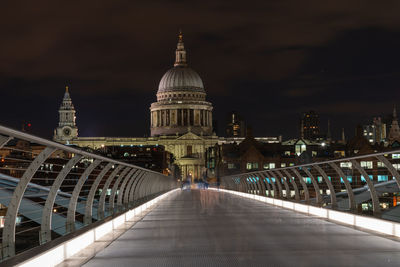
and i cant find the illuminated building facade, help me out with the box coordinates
[226,111,245,137]
[300,110,320,140]
[54,33,219,182]
[54,86,78,142]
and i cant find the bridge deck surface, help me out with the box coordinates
[83,189,400,267]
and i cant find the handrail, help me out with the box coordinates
[0,124,178,260]
[219,146,400,221]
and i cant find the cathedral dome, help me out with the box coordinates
[158,66,204,94]
[150,31,213,137]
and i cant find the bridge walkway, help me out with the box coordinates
[81,189,400,267]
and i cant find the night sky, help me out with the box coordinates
[1,1,400,140]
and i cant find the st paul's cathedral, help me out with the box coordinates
[54,32,220,182]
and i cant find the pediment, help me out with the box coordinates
[176,132,204,141]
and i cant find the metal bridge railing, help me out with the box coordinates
[219,149,400,222]
[0,125,177,261]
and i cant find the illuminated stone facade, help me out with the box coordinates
[54,86,78,142]
[54,33,218,182]
[150,32,213,137]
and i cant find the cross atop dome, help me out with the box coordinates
[178,29,183,42]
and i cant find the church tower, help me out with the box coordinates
[388,106,400,146]
[54,86,78,142]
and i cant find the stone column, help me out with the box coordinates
[150,111,152,127]
[172,109,177,125]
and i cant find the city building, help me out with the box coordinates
[100,144,173,175]
[363,117,387,144]
[388,106,400,147]
[225,111,245,137]
[206,127,347,179]
[300,110,320,140]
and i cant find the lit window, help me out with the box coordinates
[361,175,373,182]
[378,175,388,182]
[247,162,258,170]
[340,162,352,168]
[377,162,385,168]
[269,163,275,169]
[392,154,400,159]
[228,163,236,169]
[281,163,286,168]
[341,176,353,183]
[360,161,373,169]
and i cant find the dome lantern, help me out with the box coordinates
[174,30,187,67]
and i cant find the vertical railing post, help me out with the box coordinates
[351,160,381,217]
[40,154,83,244]
[84,163,113,225]
[313,165,337,209]
[328,162,356,211]
[282,169,301,202]
[272,170,291,199]
[98,166,125,219]
[303,167,323,206]
[266,170,283,198]
[66,159,102,233]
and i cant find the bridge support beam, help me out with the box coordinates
[288,168,309,204]
[40,155,83,244]
[2,147,56,258]
[84,163,113,225]
[314,165,337,209]
[303,168,323,206]
[98,166,125,219]
[66,159,102,233]
[266,171,283,198]
[351,160,381,217]
[328,162,356,211]
[272,170,291,199]
[278,170,300,201]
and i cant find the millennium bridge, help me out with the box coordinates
[0,125,400,266]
